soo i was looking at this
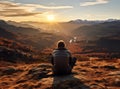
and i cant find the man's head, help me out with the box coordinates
[57,40,65,48]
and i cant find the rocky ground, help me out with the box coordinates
[0,59,120,89]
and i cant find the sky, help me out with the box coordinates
[0,0,120,22]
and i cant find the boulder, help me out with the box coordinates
[28,67,50,80]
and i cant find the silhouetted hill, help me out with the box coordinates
[0,27,16,40]
[7,20,34,28]
[73,21,120,40]
[0,20,40,36]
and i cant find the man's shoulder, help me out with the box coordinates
[53,48,68,52]
[52,49,57,53]
[52,48,71,54]
[52,49,59,54]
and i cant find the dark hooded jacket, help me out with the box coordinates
[51,47,72,74]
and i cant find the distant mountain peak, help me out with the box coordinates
[68,19,120,24]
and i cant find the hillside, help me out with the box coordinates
[0,27,16,40]
[0,20,120,89]
[66,21,120,58]
[0,20,67,50]
[7,20,35,29]
[21,21,84,36]
[0,58,120,89]
[0,20,41,36]
[0,37,40,63]
[73,21,120,40]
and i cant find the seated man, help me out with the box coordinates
[50,40,77,75]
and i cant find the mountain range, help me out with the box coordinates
[69,19,120,24]
[0,19,120,52]
[0,20,65,50]
[73,20,120,40]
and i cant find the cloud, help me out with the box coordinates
[25,4,73,9]
[0,1,41,17]
[80,0,109,6]
[0,1,73,17]
[0,9,41,17]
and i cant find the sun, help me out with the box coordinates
[47,15,55,22]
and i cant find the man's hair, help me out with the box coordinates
[57,40,65,48]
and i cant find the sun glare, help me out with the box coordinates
[47,15,55,22]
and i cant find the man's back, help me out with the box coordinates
[52,48,71,75]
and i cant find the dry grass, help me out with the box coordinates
[0,59,120,89]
